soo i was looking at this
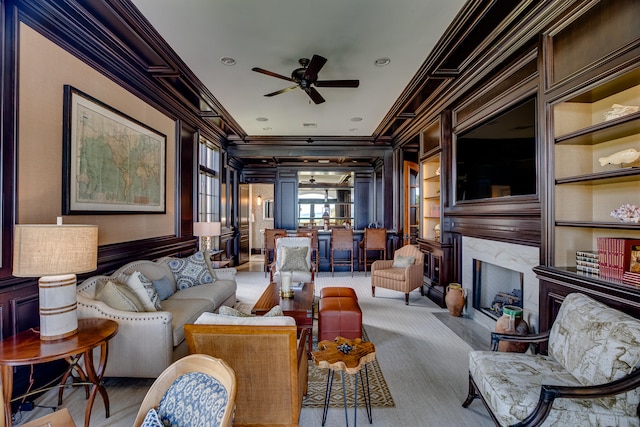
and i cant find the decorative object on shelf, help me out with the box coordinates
[610,204,640,223]
[445,283,465,317]
[495,305,529,353]
[433,223,440,240]
[598,148,640,166]
[602,103,639,121]
[280,271,294,298]
[435,167,440,176]
[12,217,98,340]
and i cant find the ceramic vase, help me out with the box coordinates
[495,305,529,352]
[445,283,465,317]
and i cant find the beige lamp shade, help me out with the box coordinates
[13,224,98,277]
[13,223,98,341]
[193,221,222,237]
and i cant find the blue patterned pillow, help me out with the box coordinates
[166,252,215,290]
[141,407,163,427]
[158,372,229,427]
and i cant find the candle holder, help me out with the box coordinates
[280,271,294,298]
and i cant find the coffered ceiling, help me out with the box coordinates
[129,0,467,142]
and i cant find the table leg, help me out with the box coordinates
[360,365,372,423]
[82,342,110,427]
[1,365,13,427]
[341,371,349,427]
[58,354,90,405]
[321,370,335,427]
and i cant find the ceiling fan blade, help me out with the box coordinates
[315,79,360,88]
[303,54,327,80]
[304,87,325,104]
[264,86,299,97]
[252,67,296,82]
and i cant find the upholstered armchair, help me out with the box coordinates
[270,236,315,283]
[371,244,424,304]
[133,354,237,427]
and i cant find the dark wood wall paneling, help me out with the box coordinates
[0,0,230,346]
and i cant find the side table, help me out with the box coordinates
[312,337,376,426]
[0,318,118,427]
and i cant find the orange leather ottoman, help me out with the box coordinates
[318,296,362,342]
[320,286,358,301]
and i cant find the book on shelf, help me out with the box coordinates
[623,271,640,287]
[576,250,599,260]
[597,238,640,281]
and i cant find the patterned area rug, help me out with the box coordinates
[303,327,395,408]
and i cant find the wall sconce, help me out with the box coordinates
[257,195,262,206]
[193,222,222,253]
[12,218,98,341]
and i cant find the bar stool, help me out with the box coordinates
[330,229,354,277]
[359,228,387,276]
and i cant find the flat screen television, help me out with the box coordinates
[455,98,537,202]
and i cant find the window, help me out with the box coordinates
[198,137,220,222]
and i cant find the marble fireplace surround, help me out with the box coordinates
[461,236,540,333]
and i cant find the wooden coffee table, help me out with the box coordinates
[252,282,315,353]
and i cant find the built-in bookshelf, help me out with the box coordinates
[552,66,640,270]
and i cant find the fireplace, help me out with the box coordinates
[461,236,540,332]
[473,260,523,320]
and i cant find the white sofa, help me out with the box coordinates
[463,292,640,426]
[77,256,237,378]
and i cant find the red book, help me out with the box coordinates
[597,238,640,281]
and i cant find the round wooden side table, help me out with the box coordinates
[0,318,118,427]
[312,337,376,426]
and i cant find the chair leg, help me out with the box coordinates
[371,286,375,297]
[462,373,479,407]
[405,293,409,305]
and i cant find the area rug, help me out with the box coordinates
[303,327,395,408]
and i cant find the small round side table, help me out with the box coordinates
[312,337,376,426]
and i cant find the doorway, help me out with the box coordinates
[249,183,275,260]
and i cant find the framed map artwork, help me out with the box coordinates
[62,85,166,214]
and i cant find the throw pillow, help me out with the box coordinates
[95,279,145,312]
[141,408,163,427]
[166,252,215,290]
[219,305,283,317]
[152,276,175,301]
[279,246,309,272]
[158,372,228,427]
[392,255,415,268]
[126,271,162,311]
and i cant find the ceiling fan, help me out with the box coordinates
[252,54,359,104]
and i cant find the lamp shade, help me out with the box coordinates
[193,222,222,237]
[13,224,98,277]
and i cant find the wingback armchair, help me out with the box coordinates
[371,244,424,304]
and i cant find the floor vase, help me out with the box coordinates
[445,283,465,317]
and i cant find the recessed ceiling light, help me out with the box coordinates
[256,117,269,122]
[318,160,330,163]
[374,57,391,67]
[220,57,237,66]
[350,117,363,122]
[303,122,317,128]
[349,128,358,132]
[263,127,272,131]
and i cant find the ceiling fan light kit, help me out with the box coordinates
[252,54,359,104]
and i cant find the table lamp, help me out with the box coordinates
[12,219,98,341]
[193,221,221,252]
